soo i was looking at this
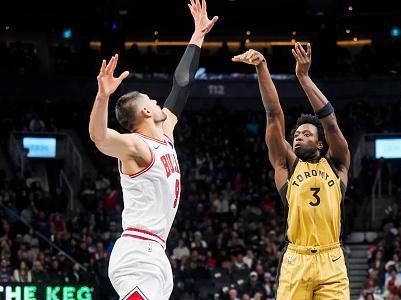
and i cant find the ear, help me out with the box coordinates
[141,106,152,118]
[317,141,324,150]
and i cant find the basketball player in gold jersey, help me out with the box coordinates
[232,42,350,299]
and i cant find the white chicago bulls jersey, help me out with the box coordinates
[118,133,181,248]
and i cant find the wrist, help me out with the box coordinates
[96,92,110,101]
[190,32,204,46]
[296,73,310,80]
[256,59,267,68]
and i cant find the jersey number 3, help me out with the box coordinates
[173,179,181,208]
[309,187,321,206]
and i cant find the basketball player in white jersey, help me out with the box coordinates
[88,1,218,299]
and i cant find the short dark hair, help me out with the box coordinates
[115,91,142,131]
[290,114,328,154]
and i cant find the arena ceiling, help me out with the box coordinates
[1,0,399,41]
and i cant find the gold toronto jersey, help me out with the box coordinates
[280,158,346,246]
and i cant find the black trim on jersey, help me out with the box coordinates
[326,157,340,178]
[278,182,288,206]
[278,183,290,251]
[339,181,347,242]
[327,156,348,192]
[289,158,299,179]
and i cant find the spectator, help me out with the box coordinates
[31,260,48,283]
[12,260,32,282]
[28,114,46,132]
[0,257,12,282]
[172,239,190,261]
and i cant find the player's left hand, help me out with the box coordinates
[188,0,218,36]
[292,42,312,78]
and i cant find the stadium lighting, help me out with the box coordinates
[62,28,72,39]
[390,26,401,37]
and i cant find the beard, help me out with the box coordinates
[294,146,319,161]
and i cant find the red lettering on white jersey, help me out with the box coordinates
[118,134,181,245]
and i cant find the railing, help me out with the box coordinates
[352,135,366,179]
[371,169,382,226]
[9,130,83,196]
[65,135,83,181]
[0,202,87,272]
[60,170,75,213]
[8,134,26,176]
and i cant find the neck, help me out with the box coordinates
[133,122,164,140]
[305,156,321,163]
[299,150,321,163]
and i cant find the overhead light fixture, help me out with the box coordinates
[391,26,401,37]
[62,28,72,39]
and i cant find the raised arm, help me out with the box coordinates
[162,0,218,140]
[292,42,350,179]
[232,50,296,189]
[89,55,149,164]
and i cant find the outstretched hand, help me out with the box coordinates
[232,49,266,66]
[188,0,218,37]
[292,42,312,78]
[97,54,130,98]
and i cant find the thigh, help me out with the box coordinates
[109,238,165,300]
[313,248,350,300]
[121,266,163,300]
[276,249,314,300]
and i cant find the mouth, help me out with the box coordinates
[294,143,302,149]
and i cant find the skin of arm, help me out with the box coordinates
[292,42,350,183]
[89,55,152,170]
[232,50,296,189]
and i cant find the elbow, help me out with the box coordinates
[174,77,190,88]
[173,70,195,88]
[89,129,105,144]
[88,128,97,143]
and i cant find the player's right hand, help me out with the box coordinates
[232,49,266,66]
[97,54,130,98]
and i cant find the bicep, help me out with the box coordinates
[93,129,143,160]
[162,108,178,141]
[266,129,293,190]
[265,115,295,168]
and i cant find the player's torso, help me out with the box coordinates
[119,133,181,241]
[282,158,346,246]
